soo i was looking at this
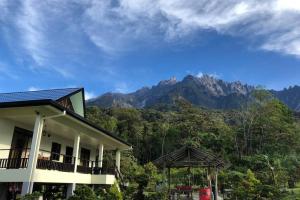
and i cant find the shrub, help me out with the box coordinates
[20,192,42,200]
[68,185,98,200]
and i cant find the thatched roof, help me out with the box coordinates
[153,146,226,169]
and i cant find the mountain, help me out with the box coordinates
[88,75,300,111]
[270,86,300,112]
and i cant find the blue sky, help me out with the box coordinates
[1,0,300,99]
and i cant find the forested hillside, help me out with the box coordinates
[86,89,300,199]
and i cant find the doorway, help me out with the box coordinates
[8,127,32,168]
[80,148,90,167]
[64,146,73,164]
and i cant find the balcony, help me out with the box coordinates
[0,149,117,175]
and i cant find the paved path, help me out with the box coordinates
[192,193,223,200]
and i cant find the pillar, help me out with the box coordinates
[21,114,44,196]
[67,133,80,198]
[115,150,121,172]
[73,134,80,173]
[98,143,104,168]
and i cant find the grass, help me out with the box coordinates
[283,182,300,200]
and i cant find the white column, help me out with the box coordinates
[21,114,44,196]
[66,133,80,198]
[73,134,80,173]
[115,150,121,172]
[98,143,104,168]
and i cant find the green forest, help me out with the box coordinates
[84,89,300,200]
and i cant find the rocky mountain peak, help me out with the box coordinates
[88,75,300,111]
[157,76,177,86]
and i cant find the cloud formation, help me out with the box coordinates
[85,91,96,100]
[1,0,300,77]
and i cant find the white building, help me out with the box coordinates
[0,88,131,199]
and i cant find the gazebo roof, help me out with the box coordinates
[153,146,226,169]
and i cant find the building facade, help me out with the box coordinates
[0,88,131,199]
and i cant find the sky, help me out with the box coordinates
[1,0,300,99]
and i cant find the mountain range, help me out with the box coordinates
[88,75,300,111]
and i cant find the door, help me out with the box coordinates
[50,142,61,161]
[64,146,73,164]
[80,148,90,167]
[8,127,32,168]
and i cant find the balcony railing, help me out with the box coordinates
[76,159,116,175]
[0,158,29,169]
[0,149,118,176]
[0,148,29,169]
[37,150,76,172]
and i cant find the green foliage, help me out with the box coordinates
[68,185,98,200]
[20,192,42,200]
[69,184,123,200]
[86,89,300,198]
[106,183,123,200]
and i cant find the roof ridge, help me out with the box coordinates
[0,87,83,95]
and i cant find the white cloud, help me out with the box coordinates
[275,0,300,12]
[81,0,300,57]
[1,0,300,72]
[0,61,19,79]
[114,82,129,93]
[28,86,40,91]
[85,91,96,100]
[196,72,204,78]
[196,71,220,79]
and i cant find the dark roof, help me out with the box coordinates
[0,88,82,103]
[153,146,227,169]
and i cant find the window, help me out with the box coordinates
[51,142,61,161]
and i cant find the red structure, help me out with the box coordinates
[199,188,211,200]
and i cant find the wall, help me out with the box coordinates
[33,170,115,185]
[70,91,84,117]
[0,119,16,159]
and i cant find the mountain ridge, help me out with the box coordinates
[88,75,300,111]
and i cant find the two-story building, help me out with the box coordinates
[0,88,131,199]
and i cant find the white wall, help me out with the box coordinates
[33,169,115,184]
[0,119,16,159]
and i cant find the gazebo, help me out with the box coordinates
[153,146,227,200]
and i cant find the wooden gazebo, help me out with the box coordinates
[153,146,227,200]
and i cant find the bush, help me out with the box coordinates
[20,192,42,200]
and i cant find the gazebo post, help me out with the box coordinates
[215,169,218,200]
[168,167,171,191]
[207,167,212,189]
[163,162,166,185]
